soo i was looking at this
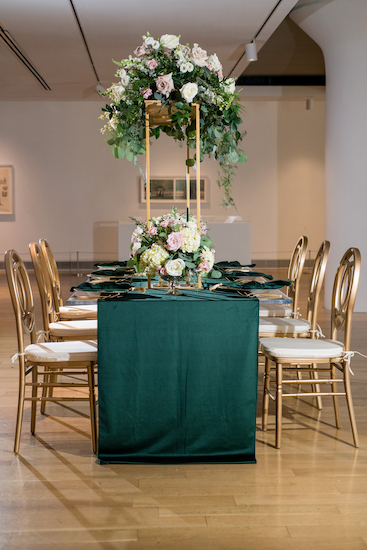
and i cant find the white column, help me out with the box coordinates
[291,0,367,311]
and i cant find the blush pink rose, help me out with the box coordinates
[155,73,174,98]
[147,59,157,70]
[149,227,157,235]
[166,232,185,252]
[160,219,169,227]
[141,89,152,99]
[191,46,208,67]
[134,44,147,58]
[160,267,167,276]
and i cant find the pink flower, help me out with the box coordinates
[160,267,167,276]
[141,88,153,99]
[132,236,141,243]
[217,68,223,81]
[191,45,208,67]
[155,73,174,98]
[166,232,185,252]
[134,44,147,58]
[147,59,157,70]
[197,260,210,273]
[149,227,157,235]
[207,64,213,70]
[201,224,208,235]
[160,219,169,227]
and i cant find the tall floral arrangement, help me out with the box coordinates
[128,208,220,280]
[100,33,247,207]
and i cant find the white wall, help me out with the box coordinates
[0,98,325,264]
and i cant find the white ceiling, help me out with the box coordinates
[0,0,299,100]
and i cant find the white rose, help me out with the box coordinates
[180,82,198,103]
[160,34,180,49]
[208,53,222,72]
[165,258,185,277]
[109,83,125,102]
[225,78,236,94]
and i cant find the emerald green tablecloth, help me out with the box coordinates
[97,290,259,464]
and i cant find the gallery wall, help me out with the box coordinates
[0,97,325,264]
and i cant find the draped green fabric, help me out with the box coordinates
[97,290,259,464]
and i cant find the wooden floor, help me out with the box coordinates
[1,267,367,550]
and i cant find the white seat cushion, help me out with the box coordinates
[25,340,97,363]
[259,337,344,360]
[59,305,97,320]
[259,318,311,336]
[49,319,97,338]
[259,304,293,317]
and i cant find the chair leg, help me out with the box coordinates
[344,362,359,447]
[40,366,50,414]
[30,366,38,434]
[275,361,283,449]
[331,363,341,428]
[14,367,26,454]
[262,357,271,431]
[311,362,323,410]
[87,364,98,454]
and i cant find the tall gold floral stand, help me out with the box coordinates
[144,100,202,288]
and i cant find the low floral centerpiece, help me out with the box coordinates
[100,33,247,207]
[127,208,220,292]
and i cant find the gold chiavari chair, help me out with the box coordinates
[259,235,308,318]
[30,242,97,341]
[39,238,97,320]
[5,249,98,453]
[260,247,361,449]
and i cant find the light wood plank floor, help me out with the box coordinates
[1,267,367,550]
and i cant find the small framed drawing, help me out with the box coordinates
[141,176,208,203]
[0,165,13,215]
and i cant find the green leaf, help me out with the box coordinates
[237,153,247,163]
[107,137,116,146]
[210,269,222,279]
[186,158,195,167]
[126,149,134,161]
[113,147,125,159]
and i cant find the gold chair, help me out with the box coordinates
[259,235,308,318]
[5,249,98,453]
[258,240,330,337]
[39,238,97,320]
[260,247,361,448]
[30,242,97,341]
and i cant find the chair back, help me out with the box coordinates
[307,240,330,332]
[331,247,361,351]
[29,242,56,332]
[5,250,37,352]
[287,235,308,313]
[39,238,63,309]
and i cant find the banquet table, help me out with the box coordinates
[97,288,259,464]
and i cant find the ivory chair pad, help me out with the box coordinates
[259,337,344,359]
[25,340,98,362]
[49,319,98,338]
[259,304,293,318]
[259,317,311,336]
[59,305,98,320]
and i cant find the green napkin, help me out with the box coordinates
[71,281,131,292]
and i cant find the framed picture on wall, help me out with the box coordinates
[140,176,208,203]
[0,165,13,215]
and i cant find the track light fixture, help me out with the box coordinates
[245,40,257,62]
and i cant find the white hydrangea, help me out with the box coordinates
[139,244,169,276]
[108,83,125,102]
[180,227,201,253]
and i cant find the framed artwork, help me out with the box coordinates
[141,176,207,203]
[0,165,13,215]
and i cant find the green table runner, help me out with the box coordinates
[98,290,259,464]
